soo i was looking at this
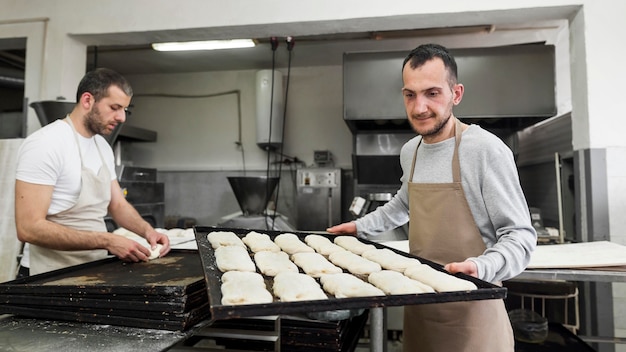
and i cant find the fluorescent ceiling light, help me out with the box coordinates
[152,39,255,51]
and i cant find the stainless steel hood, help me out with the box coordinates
[29,100,156,144]
[343,44,557,133]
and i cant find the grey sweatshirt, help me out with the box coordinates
[355,124,537,283]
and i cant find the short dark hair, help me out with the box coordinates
[76,68,133,102]
[402,44,458,87]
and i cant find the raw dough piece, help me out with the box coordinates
[305,234,346,256]
[328,250,381,275]
[333,236,376,255]
[368,270,435,295]
[220,271,273,305]
[214,245,256,272]
[243,231,281,253]
[361,248,421,272]
[221,270,265,284]
[272,271,328,301]
[274,233,315,255]
[404,264,478,292]
[254,251,299,276]
[148,244,163,260]
[207,231,246,249]
[291,252,343,278]
[320,273,385,298]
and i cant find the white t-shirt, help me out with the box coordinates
[16,119,117,269]
[15,118,117,215]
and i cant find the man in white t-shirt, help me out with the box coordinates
[15,68,170,276]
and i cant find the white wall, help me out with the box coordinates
[124,65,351,170]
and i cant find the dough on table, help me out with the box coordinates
[368,270,435,295]
[148,244,163,260]
[328,250,381,275]
[305,234,346,256]
[291,252,343,278]
[333,236,376,255]
[404,264,478,292]
[253,251,299,276]
[242,231,281,253]
[272,271,328,301]
[274,233,315,255]
[214,245,256,272]
[207,231,246,249]
[220,271,273,305]
[320,273,385,298]
[361,248,421,272]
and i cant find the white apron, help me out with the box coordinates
[29,117,110,275]
[402,119,514,352]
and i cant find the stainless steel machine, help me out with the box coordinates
[218,176,295,231]
[296,167,342,231]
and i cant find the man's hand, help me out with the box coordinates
[326,222,357,235]
[444,260,478,278]
[106,234,153,262]
[145,229,171,258]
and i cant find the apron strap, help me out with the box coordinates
[408,118,463,183]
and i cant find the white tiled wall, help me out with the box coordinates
[0,139,23,283]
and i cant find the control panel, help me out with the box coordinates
[298,169,339,188]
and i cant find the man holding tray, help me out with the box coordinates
[327,44,537,351]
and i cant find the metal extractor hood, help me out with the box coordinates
[29,100,156,144]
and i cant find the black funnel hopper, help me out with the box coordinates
[29,101,75,126]
[228,176,279,216]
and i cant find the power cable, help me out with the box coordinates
[272,36,294,230]
[264,37,279,230]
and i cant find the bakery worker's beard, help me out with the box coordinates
[84,104,110,136]
[411,111,452,138]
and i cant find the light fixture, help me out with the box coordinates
[151,39,256,52]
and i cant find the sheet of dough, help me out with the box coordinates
[272,271,328,301]
[291,252,342,277]
[334,236,376,255]
[404,264,477,292]
[242,231,281,253]
[305,234,345,256]
[368,270,435,295]
[207,231,246,249]
[527,241,626,268]
[214,245,256,272]
[328,250,381,275]
[220,271,273,305]
[274,233,315,255]
[320,273,385,298]
[254,251,299,276]
[361,248,421,272]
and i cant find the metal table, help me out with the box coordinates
[515,267,626,345]
[517,268,626,283]
[0,315,199,352]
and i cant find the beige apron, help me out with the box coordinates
[30,117,110,275]
[402,119,514,352]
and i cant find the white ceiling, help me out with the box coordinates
[1,5,578,78]
[85,23,562,75]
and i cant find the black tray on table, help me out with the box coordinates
[0,249,211,330]
[193,226,507,322]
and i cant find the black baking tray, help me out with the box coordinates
[0,249,211,330]
[0,249,205,296]
[194,226,507,322]
[0,287,207,313]
[0,301,211,330]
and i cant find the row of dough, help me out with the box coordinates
[208,231,478,305]
[209,231,425,275]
